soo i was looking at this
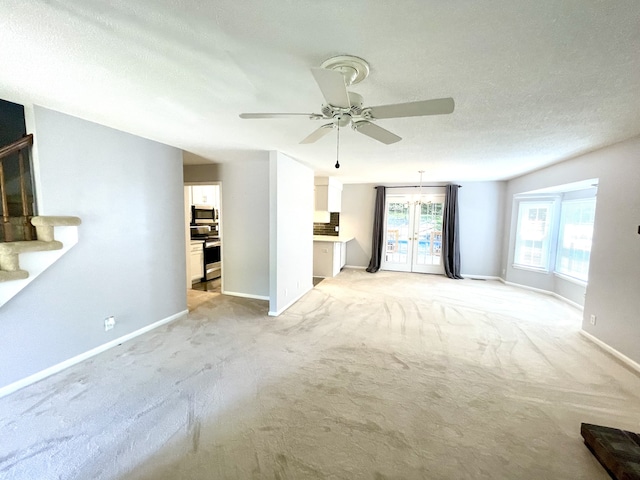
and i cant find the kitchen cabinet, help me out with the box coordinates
[191,185,219,209]
[190,242,204,283]
[313,236,353,278]
[314,177,342,213]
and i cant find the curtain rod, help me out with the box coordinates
[375,184,462,189]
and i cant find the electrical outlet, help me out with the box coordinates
[334,225,339,232]
[104,316,116,331]
[590,314,597,326]
[284,288,288,297]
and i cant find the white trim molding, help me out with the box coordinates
[222,290,269,301]
[461,274,502,281]
[0,309,187,399]
[268,286,312,317]
[580,330,640,375]
[499,278,583,310]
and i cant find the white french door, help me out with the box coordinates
[382,193,445,274]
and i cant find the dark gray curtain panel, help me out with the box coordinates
[442,184,463,279]
[366,186,386,273]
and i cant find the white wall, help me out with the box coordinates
[269,152,313,315]
[341,184,377,267]
[0,106,186,390]
[501,135,640,364]
[217,154,270,299]
[458,181,506,277]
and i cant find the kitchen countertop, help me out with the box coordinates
[313,235,354,243]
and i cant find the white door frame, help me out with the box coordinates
[382,192,445,275]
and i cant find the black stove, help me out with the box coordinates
[191,234,220,241]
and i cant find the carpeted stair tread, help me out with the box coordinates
[0,240,63,254]
[0,270,29,282]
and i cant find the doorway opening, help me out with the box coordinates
[184,183,222,309]
[382,193,445,274]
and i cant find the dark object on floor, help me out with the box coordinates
[581,423,640,480]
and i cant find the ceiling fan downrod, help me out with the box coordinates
[335,122,341,169]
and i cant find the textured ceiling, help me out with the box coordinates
[1,0,639,183]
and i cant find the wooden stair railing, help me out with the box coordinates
[0,134,35,242]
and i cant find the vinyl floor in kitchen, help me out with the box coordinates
[187,278,221,311]
[191,277,221,293]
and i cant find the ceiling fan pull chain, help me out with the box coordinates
[335,122,340,169]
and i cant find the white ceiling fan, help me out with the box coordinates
[239,55,455,145]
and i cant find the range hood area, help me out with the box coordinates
[314,176,342,223]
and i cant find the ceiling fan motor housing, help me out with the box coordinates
[320,55,370,86]
[322,91,364,125]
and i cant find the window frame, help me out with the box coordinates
[512,196,559,272]
[554,196,596,283]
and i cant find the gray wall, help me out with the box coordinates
[340,182,504,277]
[184,155,271,301]
[501,135,640,363]
[458,181,506,277]
[0,106,186,389]
[218,155,270,299]
[183,163,219,183]
[341,184,377,267]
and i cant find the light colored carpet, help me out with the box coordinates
[2,269,640,479]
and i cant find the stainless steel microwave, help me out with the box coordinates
[191,205,218,225]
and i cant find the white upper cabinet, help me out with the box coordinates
[191,185,220,209]
[314,177,342,213]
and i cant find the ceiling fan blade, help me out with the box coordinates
[300,123,335,144]
[310,67,351,109]
[352,121,401,144]
[239,113,323,119]
[367,97,455,119]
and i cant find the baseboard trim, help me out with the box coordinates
[222,290,269,301]
[580,330,640,375]
[551,293,583,310]
[268,285,313,317]
[344,265,367,270]
[0,309,188,399]
[501,279,583,310]
[461,274,502,281]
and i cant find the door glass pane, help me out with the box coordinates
[416,200,443,266]
[385,200,410,265]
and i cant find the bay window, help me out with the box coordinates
[555,198,596,281]
[514,200,555,270]
[512,184,597,283]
